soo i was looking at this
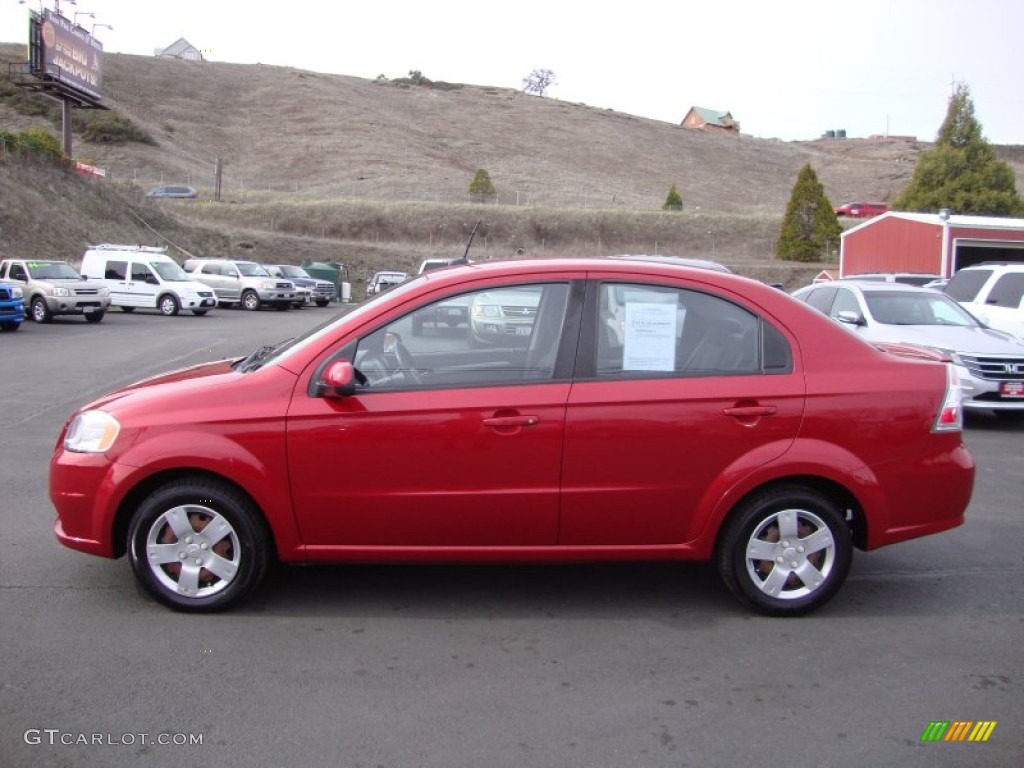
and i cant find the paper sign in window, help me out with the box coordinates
[623,303,680,371]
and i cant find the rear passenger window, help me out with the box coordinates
[596,283,764,376]
[945,270,992,301]
[105,260,127,280]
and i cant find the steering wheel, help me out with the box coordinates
[390,338,423,386]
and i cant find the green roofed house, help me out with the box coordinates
[680,106,740,135]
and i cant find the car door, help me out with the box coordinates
[127,261,159,308]
[101,259,134,306]
[286,280,578,547]
[559,279,805,545]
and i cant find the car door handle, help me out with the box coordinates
[483,415,539,428]
[723,405,777,418]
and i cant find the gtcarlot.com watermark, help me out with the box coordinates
[24,729,203,747]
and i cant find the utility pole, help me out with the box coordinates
[214,157,223,202]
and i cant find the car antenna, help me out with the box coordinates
[454,220,481,265]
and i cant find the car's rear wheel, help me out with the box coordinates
[241,290,260,311]
[315,300,329,307]
[158,294,180,316]
[128,478,269,612]
[121,306,135,313]
[716,485,852,616]
[84,311,104,323]
[31,297,52,323]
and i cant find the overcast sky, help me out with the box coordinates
[3,0,1022,144]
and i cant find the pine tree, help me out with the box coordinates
[468,168,496,202]
[662,184,683,211]
[776,164,841,262]
[893,83,1023,216]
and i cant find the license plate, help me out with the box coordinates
[1001,381,1024,397]
[515,326,531,336]
[83,306,96,313]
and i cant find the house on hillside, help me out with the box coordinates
[681,107,740,135]
[154,38,204,61]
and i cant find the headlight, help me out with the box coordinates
[64,410,120,453]
[473,305,500,318]
[52,286,71,297]
[10,285,23,298]
[259,280,275,290]
[98,287,110,297]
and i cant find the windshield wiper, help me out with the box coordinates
[235,344,278,372]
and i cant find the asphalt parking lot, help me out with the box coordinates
[1,306,1022,768]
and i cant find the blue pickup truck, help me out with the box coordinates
[0,280,26,331]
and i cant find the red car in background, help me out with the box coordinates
[834,201,890,218]
[50,257,974,616]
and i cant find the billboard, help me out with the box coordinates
[29,9,103,102]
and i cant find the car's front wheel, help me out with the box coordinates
[241,290,260,311]
[158,294,180,316]
[84,311,104,323]
[128,478,270,612]
[31,296,52,323]
[716,485,852,616]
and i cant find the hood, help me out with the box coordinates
[80,358,242,411]
[863,324,1024,355]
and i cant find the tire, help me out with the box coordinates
[291,302,304,310]
[315,300,329,308]
[716,485,852,616]
[241,290,260,311]
[192,310,209,316]
[127,478,270,613]
[275,303,290,311]
[84,311,104,323]
[158,294,180,316]
[31,296,52,323]
[0,322,19,332]
[121,306,135,313]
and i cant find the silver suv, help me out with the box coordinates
[182,258,297,311]
[945,263,1024,340]
[0,258,111,323]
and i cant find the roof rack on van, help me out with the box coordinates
[88,244,168,253]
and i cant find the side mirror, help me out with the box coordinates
[835,310,865,326]
[320,359,357,398]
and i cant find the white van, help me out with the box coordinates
[80,245,218,316]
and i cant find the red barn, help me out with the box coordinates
[840,212,1024,278]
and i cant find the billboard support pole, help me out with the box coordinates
[61,97,73,156]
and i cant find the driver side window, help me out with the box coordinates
[352,282,571,390]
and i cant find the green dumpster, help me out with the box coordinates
[301,260,352,302]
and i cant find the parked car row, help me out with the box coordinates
[0,245,342,324]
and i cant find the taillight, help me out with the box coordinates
[933,363,963,432]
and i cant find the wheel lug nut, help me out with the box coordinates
[195,558,203,565]
[782,541,790,547]
[797,546,805,553]
[200,542,208,550]
[776,556,784,563]
[791,561,799,568]
[185,536,193,544]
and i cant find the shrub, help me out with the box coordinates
[469,169,497,202]
[662,184,683,211]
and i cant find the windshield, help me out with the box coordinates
[152,261,191,281]
[864,291,979,327]
[28,261,81,279]
[237,262,271,277]
[277,265,309,278]
[265,274,431,369]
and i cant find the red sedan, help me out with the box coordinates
[50,257,974,615]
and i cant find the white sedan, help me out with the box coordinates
[792,280,1024,420]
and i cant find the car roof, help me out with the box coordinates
[606,254,732,272]
[814,280,943,294]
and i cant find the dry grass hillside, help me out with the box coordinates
[2,42,1022,290]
